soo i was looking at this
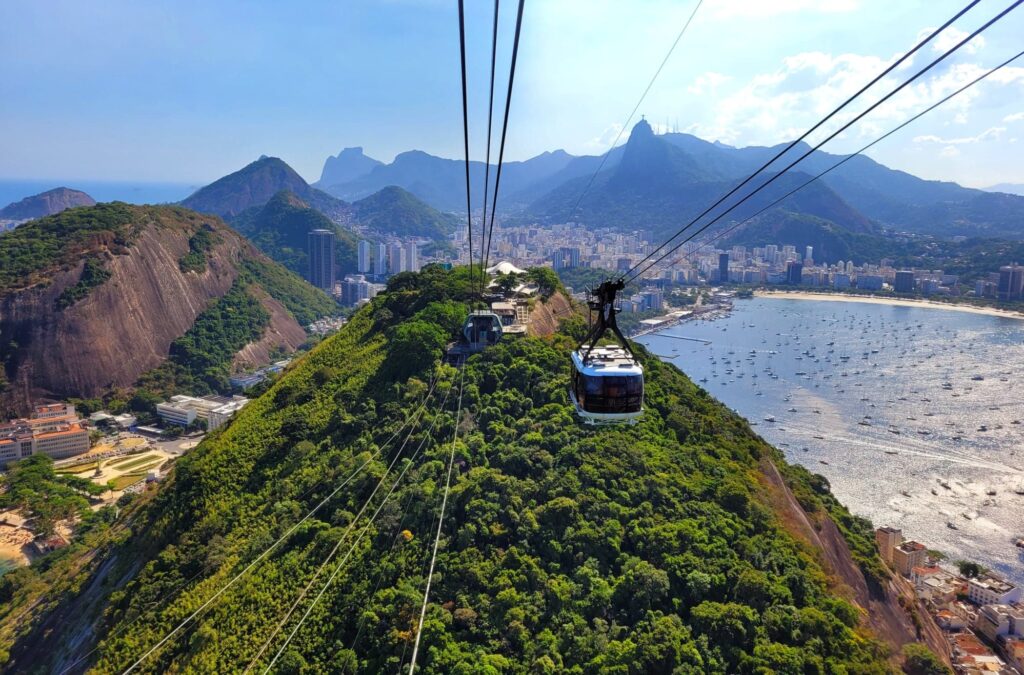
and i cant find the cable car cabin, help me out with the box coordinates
[570,346,644,425]
[462,310,503,353]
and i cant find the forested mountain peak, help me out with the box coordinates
[181,156,348,220]
[0,202,335,414]
[0,266,937,673]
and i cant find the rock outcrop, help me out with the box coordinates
[0,187,96,220]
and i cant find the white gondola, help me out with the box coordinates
[570,346,644,425]
[569,279,645,425]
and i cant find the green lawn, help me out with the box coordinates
[109,473,147,491]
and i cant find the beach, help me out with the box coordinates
[0,512,34,568]
[756,290,1024,320]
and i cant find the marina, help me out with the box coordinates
[639,296,1024,582]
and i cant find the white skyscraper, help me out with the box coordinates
[375,243,387,277]
[357,240,371,274]
[388,244,405,274]
[405,242,420,273]
[805,245,813,263]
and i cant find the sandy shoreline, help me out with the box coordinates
[755,290,1024,320]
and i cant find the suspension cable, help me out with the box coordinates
[621,0,984,281]
[256,381,454,674]
[565,0,704,224]
[482,0,526,278]
[457,0,475,293]
[120,379,438,674]
[408,366,467,675]
[625,0,1021,283]
[665,48,1024,268]
[479,0,500,297]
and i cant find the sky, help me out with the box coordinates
[1,0,1022,188]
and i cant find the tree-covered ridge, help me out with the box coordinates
[0,267,891,673]
[232,190,359,278]
[0,202,137,294]
[351,185,459,239]
[241,257,338,326]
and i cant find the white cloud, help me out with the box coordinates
[582,123,625,152]
[678,42,1024,152]
[913,127,1006,144]
[707,0,859,20]
[1005,112,1024,123]
[925,26,987,56]
[688,72,731,96]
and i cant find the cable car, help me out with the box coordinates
[462,310,503,353]
[570,280,645,425]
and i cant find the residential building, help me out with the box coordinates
[357,240,371,274]
[552,247,581,270]
[875,526,902,563]
[786,261,803,286]
[967,574,1021,606]
[911,566,963,605]
[998,264,1024,302]
[156,395,250,431]
[340,274,374,307]
[308,229,336,291]
[388,243,405,274]
[0,403,90,465]
[894,270,915,294]
[718,253,730,283]
[934,609,967,631]
[805,245,813,264]
[950,632,1005,673]
[375,243,388,277]
[892,540,927,576]
[974,604,1024,643]
[641,289,664,311]
[405,241,420,273]
[858,274,884,291]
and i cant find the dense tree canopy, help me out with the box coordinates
[0,267,891,674]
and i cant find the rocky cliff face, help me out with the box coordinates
[0,187,96,220]
[0,206,316,415]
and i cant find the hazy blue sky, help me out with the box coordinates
[1,0,1022,187]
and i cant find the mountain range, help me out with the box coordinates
[181,156,456,242]
[314,121,1024,251]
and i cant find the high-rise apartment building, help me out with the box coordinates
[786,261,803,285]
[718,253,730,283]
[894,270,915,294]
[998,264,1024,301]
[375,243,388,277]
[388,244,405,274]
[308,229,336,291]
[405,242,420,273]
[357,240,371,274]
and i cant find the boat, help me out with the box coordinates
[819,460,829,465]
[763,415,776,423]
[788,407,797,413]
[947,521,959,530]
[885,450,898,455]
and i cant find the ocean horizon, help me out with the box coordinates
[0,179,200,209]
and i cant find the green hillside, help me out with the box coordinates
[0,201,138,294]
[232,190,360,277]
[351,185,459,239]
[0,267,896,673]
